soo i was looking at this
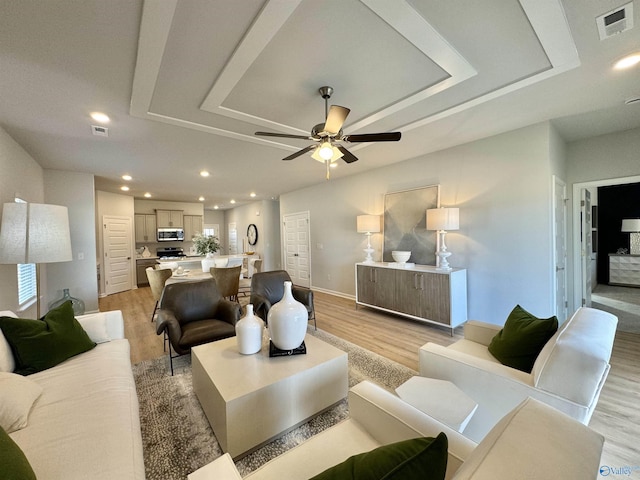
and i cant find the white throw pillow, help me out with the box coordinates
[0,372,43,433]
[76,314,111,344]
[0,311,18,372]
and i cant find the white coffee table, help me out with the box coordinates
[192,334,348,459]
[395,376,478,432]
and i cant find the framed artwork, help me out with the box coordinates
[383,185,440,265]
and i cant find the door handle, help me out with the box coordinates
[127,257,131,260]
[556,266,565,272]
[294,253,299,257]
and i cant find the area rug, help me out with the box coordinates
[133,327,417,479]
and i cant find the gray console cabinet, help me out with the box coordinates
[356,263,467,332]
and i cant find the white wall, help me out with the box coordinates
[95,190,135,296]
[223,200,281,271]
[0,126,44,316]
[567,127,640,184]
[281,123,556,324]
[44,170,99,313]
[204,209,226,247]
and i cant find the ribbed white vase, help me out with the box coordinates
[268,281,307,350]
[201,253,216,272]
[236,304,263,355]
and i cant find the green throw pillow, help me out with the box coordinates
[0,301,96,375]
[488,305,558,373]
[310,433,448,480]
[0,425,37,480]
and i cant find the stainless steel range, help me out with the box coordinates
[156,247,186,259]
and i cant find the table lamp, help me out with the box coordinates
[426,207,459,271]
[356,215,381,264]
[621,218,640,254]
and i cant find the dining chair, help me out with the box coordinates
[209,265,242,302]
[145,267,173,322]
[239,259,262,297]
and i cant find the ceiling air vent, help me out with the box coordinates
[91,125,109,137]
[597,2,634,40]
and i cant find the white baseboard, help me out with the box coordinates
[310,286,355,301]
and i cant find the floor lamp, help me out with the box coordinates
[0,203,73,318]
[356,215,381,264]
[426,207,459,271]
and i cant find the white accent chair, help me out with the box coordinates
[419,307,617,442]
[189,381,604,480]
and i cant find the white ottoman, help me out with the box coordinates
[395,376,478,433]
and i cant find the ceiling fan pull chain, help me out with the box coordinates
[325,160,331,180]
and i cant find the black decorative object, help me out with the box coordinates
[269,340,306,357]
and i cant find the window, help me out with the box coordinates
[18,263,37,306]
[14,198,37,308]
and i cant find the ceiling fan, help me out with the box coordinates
[255,86,401,179]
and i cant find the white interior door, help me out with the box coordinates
[581,189,592,307]
[228,222,237,254]
[103,216,133,295]
[553,176,568,321]
[283,212,310,288]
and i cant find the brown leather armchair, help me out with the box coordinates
[249,270,316,330]
[156,278,242,374]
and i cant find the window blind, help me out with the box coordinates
[18,263,36,306]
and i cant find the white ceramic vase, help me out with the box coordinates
[236,304,263,355]
[201,252,216,273]
[267,281,307,350]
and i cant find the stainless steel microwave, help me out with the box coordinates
[157,228,184,242]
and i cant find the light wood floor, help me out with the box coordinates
[100,287,640,469]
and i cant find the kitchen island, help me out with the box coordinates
[157,254,259,276]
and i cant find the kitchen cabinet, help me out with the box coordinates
[356,263,467,333]
[136,258,158,287]
[135,214,156,243]
[609,254,640,287]
[183,215,203,241]
[156,209,183,228]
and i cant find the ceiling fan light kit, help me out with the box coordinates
[255,86,401,179]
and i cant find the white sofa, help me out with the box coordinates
[419,306,617,442]
[189,381,604,480]
[0,309,145,480]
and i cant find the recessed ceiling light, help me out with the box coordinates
[614,53,640,70]
[90,112,110,123]
[122,174,132,181]
[199,196,205,201]
[250,192,256,198]
[230,199,236,204]
[214,205,219,210]
[200,170,210,177]
[144,192,152,198]
[120,186,129,192]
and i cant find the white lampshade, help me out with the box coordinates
[426,207,459,231]
[0,203,72,264]
[357,215,381,234]
[621,219,640,232]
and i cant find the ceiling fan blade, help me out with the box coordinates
[337,146,358,164]
[343,132,401,142]
[255,132,312,140]
[282,145,316,161]
[323,105,350,134]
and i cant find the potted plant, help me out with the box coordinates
[193,232,221,256]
